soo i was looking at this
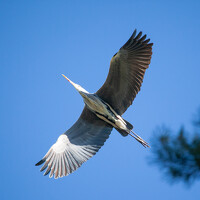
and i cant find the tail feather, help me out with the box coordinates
[116,128,128,137]
[124,119,133,130]
[116,119,133,137]
[115,118,150,147]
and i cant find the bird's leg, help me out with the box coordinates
[128,130,150,148]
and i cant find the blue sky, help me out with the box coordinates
[1,0,200,199]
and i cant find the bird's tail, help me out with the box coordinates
[116,128,129,137]
[116,127,150,147]
[116,119,149,147]
[116,119,133,137]
[124,119,133,130]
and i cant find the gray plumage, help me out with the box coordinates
[36,30,153,179]
[36,108,112,178]
[97,30,153,115]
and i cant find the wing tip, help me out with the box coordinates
[35,159,45,166]
[133,29,137,37]
[122,29,152,50]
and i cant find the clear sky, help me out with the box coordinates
[1,0,200,200]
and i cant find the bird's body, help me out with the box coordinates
[36,30,153,178]
[62,77,149,145]
[80,92,129,134]
[81,92,127,131]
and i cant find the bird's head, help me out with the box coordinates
[62,74,89,98]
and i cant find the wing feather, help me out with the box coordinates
[96,30,153,115]
[35,107,112,178]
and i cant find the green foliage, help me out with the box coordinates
[150,110,200,184]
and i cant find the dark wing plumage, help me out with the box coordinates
[96,30,153,115]
[35,107,112,178]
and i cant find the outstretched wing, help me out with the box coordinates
[96,30,153,115]
[35,107,112,179]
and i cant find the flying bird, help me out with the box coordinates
[36,29,153,179]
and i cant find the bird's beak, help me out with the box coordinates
[62,74,72,83]
[62,74,76,87]
[62,74,89,95]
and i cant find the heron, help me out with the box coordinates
[36,29,153,179]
